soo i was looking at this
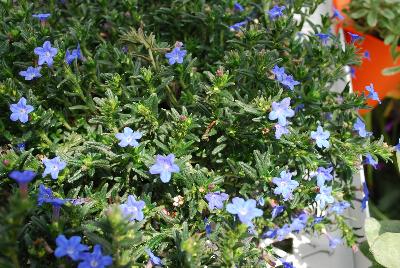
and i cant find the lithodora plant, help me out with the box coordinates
[0,0,395,267]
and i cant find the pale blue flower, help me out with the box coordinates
[65,43,83,65]
[364,153,378,169]
[37,184,53,206]
[272,170,299,201]
[42,156,67,179]
[233,2,244,12]
[271,205,285,219]
[276,224,291,241]
[353,118,371,137]
[272,65,286,81]
[361,182,369,211]
[315,33,330,45]
[149,154,180,183]
[268,5,285,20]
[226,197,263,226]
[315,185,334,208]
[145,248,163,266]
[78,245,112,268]
[329,201,350,215]
[205,191,229,210]
[290,213,308,232]
[119,195,145,222]
[32,13,51,21]
[274,124,289,139]
[268,97,295,126]
[394,139,400,152]
[19,66,42,80]
[328,237,342,249]
[365,83,381,103]
[229,20,248,31]
[165,46,187,65]
[280,73,300,90]
[10,97,34,123]
[54,235,88,261]
[115,127,142,147]
[311,126,330,148]
[313,166,333,187]
[34,41,58,66]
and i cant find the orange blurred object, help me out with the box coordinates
[334,0,400,114]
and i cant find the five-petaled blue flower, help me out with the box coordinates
[32,13,51,21]
[165,46,187,65]
[119,195,145,222]
[9,170,37,185]
[34,41,58,66]
[10,97,34,123]
[115,127,142,147]
[311,126,330,148]
[361,182,369,211]
[271,205,285,219]
[272,170,299,201]
[229,20,248,31]
[315,185,334,208]
[364,50,371,61]
[280,259,294,268]
[145,248,163,267]
[272,65,286,81]
[19,66,42,80]
[329,201,350,215]
[78,245,112,268]
[353,118,371,137]
[365,83,381,103]
[65,43,83,65]
[233,2,244,12]
[281,73,300,90]
[37,184,54,205]
[268,5,285,20]
[149,154,180,183]
[54,234,88,261]
[268,97,295,126]
[315,33,330,45]
[313,166,333,187]
[276,224,291,241]
[364,153,378,169]
[332,8,344,20]
[290,213,308,232]
[226,197,263,226]
[347,32,362,43]
[42,156,67,179]
[205,191,229,210]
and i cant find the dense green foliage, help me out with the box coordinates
[0,0,394,267]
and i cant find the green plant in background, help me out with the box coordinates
[345,0,400,75]
[0,0,396,267]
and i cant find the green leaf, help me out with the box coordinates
[370,233,400,268]
[350,9,369,19]
[365,217,381,246]
[367,12,378,27]
[382,66,400,76]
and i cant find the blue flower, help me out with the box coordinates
[9,170,36,185]
[272,65,286,81]
[42,156,67,179]
[313,166,333,187]
[115,127,142,147]
[54,234,88,261]
[365,83,381,103]
[78,245,112,268]
[10,97,34,123]
[257,196,265,206]
[119,195,145,222]
[394,139,400,152]
[315,33,330,45]
[361,182,369,211]
[276,224,291,241]
[281,73,300,90]
[229,20,248,31]
[364,50,371,61]
[364,153,378,169]
[19,66,42,80]
[262,228,277,239]
[204,218,212,237]
[65,43,83,65]
[145,248,163,266]
[268,97,295,126]
[149,154,180,183]
[328,237,342,249]
[204,191,229,210]
[329,201,350,215]
[37,184,54,206]
[290,213,308,232]
[271,205,285,219]
[332,8,344,20]
[311,126,330,149]
[32,13,51,21]
[348,32,362,43]
[233,2,244,12]
[165,46,187,65]
[34,41,58,66]
[280,259,294,268]
[350,66,356,78]
[272,170,299,201]
[313,216,324,224]
[275,124,290,139]
[268,5,285,20]
[353,118,371,138]
[226,197,263,226]
[17,143,26,152]
[315,185,334,208]
[46,197,67,207]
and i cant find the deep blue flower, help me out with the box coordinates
[268,5,285,20]
[65,43,83,65]
[315,33,330,45]
[311,126,330,149]
[313,216,324,224]
[32,13,51,21]
[361,182,369,211]
[165,46,187,65]
[229,20,248,31]
[348,32,362,43]
[46,197,67,207]
[54,234,88,261]
[119,195,145,222]
[10,97,34,123]
[19,66,42,80]
[281,73,300,90]
[276,224,291,241]
[34,41,58,66]
[328,237,342,249]
[205,191,229,210]
[271,205,285,219]
[145,248,163,266]
[350,66,356,78]
[37,184,54,206]
[115,127,142,147]
[313,166,333,187]
[226,197,263,226]
[394,138,400,152]
[17,143,26,152]
[315,185,334,208]
[233,2,244,12]
[257,197,265,206]
[329,201,350,215]
[332,8,344,20]
[9,170,36,185]
[268,97,295,126]
[272,170,299,201]
[275,124,289,139]
[272,65,286,81]
[262,228,277,239]
[353,118,371,138]
[280,259,294,268]
[290,213,308,232]
[204,218,212,237]
[364,153,378,169]
[149,154,180,183]
[42,156,67,179]
[365,83,381,103]
[78,245,112,268]
[364,50,371,61]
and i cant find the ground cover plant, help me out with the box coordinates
[0,0,396,267]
